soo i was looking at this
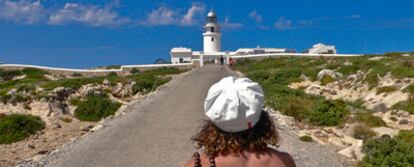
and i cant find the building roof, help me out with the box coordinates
[207,10,216,17]
[171,47,192,52]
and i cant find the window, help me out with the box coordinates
[211,38,214,42]
[211,27,215,32]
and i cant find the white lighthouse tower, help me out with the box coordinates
[203,10,221,52]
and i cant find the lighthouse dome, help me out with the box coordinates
[207,10,216,17]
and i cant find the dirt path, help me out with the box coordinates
[27,65,349,167]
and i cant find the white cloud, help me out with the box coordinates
[181,4,205,25]
[249,10,262,23]
[274,17,292,30]
[0,0,46,24]
[221,16,242,29]
[140,6,177,26]
[49,2,129,27]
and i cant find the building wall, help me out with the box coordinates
[171,56,192,64]
[203,33,221,52]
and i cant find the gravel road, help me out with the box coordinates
[33,65,350,167]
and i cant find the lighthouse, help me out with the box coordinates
[203,10,221,52]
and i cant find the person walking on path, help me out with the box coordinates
[219,55,224,65]
[183,76,296,167]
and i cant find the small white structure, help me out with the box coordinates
[170,47,192,64]
[233,47,293,56]
[303,43,336,54]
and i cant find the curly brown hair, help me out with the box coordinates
[192,111,279,157]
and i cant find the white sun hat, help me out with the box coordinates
[204,76,264,133]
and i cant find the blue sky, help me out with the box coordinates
[0,0,414,68]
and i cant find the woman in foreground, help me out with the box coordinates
[183,76,296,167]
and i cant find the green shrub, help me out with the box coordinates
[22,68,48,79]
[299,135,313,142]
[0,114,45,144]
[320,75,335,86]
[353,124,377,140]
[74,94,121,122]
[404,84,414,94]
[392,100,414,114]
[0,70,23,81]
[338,65,359,76]
[279,96,313,121]
[132,76,170,94]
[69,97,82,106]
[376,86,397,95]
[389,116,398,122]
[355,112,386,127]
[107,72,118,77]
[72,73,82,77]
[130,68,140,74]
[59,117,72,123]
[358,131,414,167]
[309,100,349,126]
[42,77,103,90]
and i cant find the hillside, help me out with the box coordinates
[233,53,414,166]
[0,67,187,166]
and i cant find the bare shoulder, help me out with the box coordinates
[272,150,296,167]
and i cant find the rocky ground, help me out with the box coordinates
[288,68,414,161]
[0,69,187,167]
[11,65,352,167]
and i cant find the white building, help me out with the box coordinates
[170,10,294,64]
[303,43,336,54]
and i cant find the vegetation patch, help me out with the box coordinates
[320,75,335,86]
[74,94,121,122]
[309,100,349,126]
[353,124,377,140]
[299,135,313,142]
[0,114,45,144]
[392,99,414,114]
[355,112,386,127]
[376,86,397,95]
[0,69,23,81]
[358,130,414,167]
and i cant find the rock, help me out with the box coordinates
[368,56,386,61]
[103,79,111,86]
[372,103,388,112]
[28,144,35,149]
[398,119,409,125]
[111,83,123,97]
[342,124,356,137]
[317,69,343,81]
[53,87,74,101]
[78,86,93,97]
[300,74,309,81]
[37,150,48,154]
[12,75,26,80]
[53,123,62,129]
[47,100,69,117]
[396,110,410,117]
[90,124,103,132]
[7,88,17,95]
[338,140,364,160]
[372,127,399,137]
[343,60,353,66]
[81,125,94,132]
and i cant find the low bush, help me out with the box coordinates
[320,75,335,86]
[42,77,103,90]
[358,131,414,167]
[353,124,377,140]
[107,72,118,77]
[309,100,349,126]
[22,68,48,79]
[299,135,313,142]
[355,112,386,127]
[74,94,121,122]
[376,86,397,95]
[130,68,140,74]
[0,70,23,81]
[404,84,414,94]
[59,117,72,123]
[392,100,414,114]
[69,97,82,106]
[132,76,170,94]
[0,114,45,144]
[338,65,359,76]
